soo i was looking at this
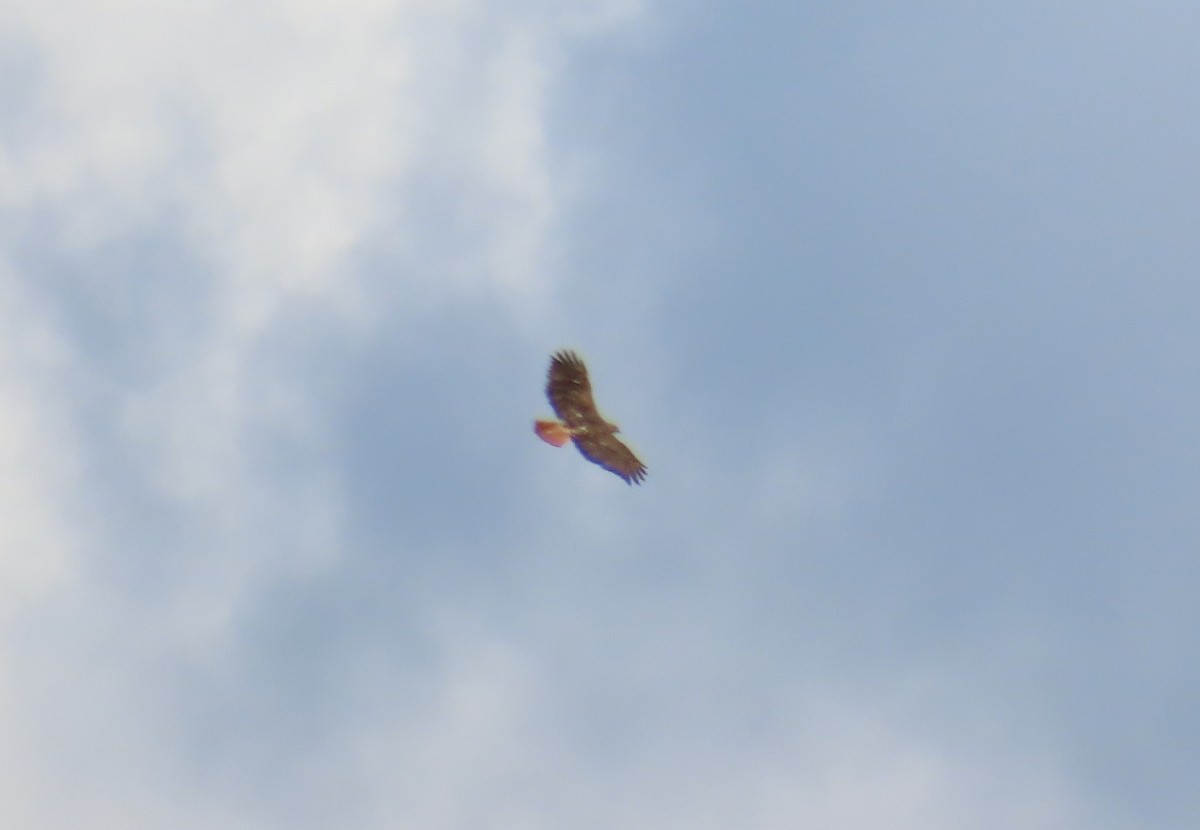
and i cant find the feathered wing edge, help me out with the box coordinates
[546,350,596,425]
[572,432,647,485]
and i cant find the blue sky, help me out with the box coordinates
[2,1,1198,827]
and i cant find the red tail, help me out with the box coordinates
[534,419,571,447]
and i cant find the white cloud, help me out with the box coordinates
[2,0,644,327]
[0,2,646,826]
[0,264,87,605]
[334,623,1094,830]
[0,0,646,607]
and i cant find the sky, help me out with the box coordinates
[2,1,1198,828]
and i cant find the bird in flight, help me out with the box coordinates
[534,350,647,484]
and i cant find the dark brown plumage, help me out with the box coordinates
[534,350,647,484]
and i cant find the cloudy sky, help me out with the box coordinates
[3,1,1198,827]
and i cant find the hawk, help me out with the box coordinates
[534,350,647,485]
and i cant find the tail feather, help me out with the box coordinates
[534,419,571,447]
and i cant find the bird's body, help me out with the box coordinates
[534,350,647,484]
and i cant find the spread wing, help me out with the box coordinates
[572,431,648,485]
[546,350,598,427]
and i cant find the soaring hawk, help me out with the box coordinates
[534,350,647,485]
